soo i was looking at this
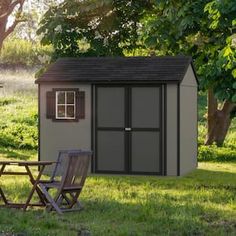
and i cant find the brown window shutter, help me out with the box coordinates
[78,91,85,119]
[46,91,55,119]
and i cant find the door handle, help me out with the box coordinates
[125,128,132,131]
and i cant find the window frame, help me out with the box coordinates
[55,90,76,120]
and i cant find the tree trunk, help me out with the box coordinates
[0,17,7,52]
[0,0,25,52]
[212,109,232,146]
[205,89,235,146]
[205,89,218,144]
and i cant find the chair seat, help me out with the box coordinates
[40,181,61,188]
[38,180,54,184]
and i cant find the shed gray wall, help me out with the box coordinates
[39,83,91,172]
[166,84,178,176]
[179,65,198,175]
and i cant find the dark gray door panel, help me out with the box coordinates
[96,87,125,172]
[97,131,125,171]
[131,87,160,128]
[131,131,160,172]
[97,87,125,128]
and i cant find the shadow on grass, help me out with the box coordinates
[0,195,235,236]
[0,147,36,160]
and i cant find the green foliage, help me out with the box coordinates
[37,0,153,60]
[198,145,236,162]
[0,70,38,150]
[198,122,236,162]
[0,123,38,149]
[142,0,236,103]
[0,38,53,67]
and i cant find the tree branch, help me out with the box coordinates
[221,100,236,114]
[2,0,26,40]
[3,19,26,41]
[0,0,23,19]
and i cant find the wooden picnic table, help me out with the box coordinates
[0,160,55,210]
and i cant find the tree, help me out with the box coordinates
[37,0,153,60]
[12,0,63,42]
[142,0,236,146]
[0,0,26,50]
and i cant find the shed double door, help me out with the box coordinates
[95,85,162,175]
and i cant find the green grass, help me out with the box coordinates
[0,69,38,149]
[0,69,236,235]
[0,146,37,161]
[0,162,236,235]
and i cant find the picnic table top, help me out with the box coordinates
[0,160,56,166]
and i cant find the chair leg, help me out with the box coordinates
[0,187,8,205]
[68,191,82,209]
[39,184,63,214]
[62,193,72,205]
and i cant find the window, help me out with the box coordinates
[46,88,85,122]
[56,91,76,119]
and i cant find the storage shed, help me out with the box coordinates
[35,56,198,176]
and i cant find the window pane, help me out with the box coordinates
[67,105,75,118]
[57,92,65,104]
[67,92,75,104]
[57,105,65,117]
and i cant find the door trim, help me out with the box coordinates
[94,84,163,175]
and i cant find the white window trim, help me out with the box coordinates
[55,91,76,119]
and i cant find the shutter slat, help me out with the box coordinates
[78,91,85,119]
[46,91,55,119]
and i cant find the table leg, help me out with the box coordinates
[24,165,47,206]
[0,164,6,177]
[0,187,8,205]
[23,165,46,211]
[0,164,8,205]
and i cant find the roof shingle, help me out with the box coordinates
[35,56,193,84]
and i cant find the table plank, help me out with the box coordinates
[0,160,56,166]
[1,172,28,175]
[18,161,56,166]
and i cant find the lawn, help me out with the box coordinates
[0,69,236,235]
[0,161,236,236]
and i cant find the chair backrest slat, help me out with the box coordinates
[51,149,81,181]
[60,150,92,188]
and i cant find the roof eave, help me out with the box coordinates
[35,79,180,84]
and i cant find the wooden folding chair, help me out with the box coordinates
[38,150,91,214]
[39,149,81,186]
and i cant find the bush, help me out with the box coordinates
[198,144,236,162]
[0,38,53,67]
[0,93,38,150]
[0,123,38,149]
[0,97,17,106]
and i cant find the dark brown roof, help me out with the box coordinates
[35,56,195,84]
